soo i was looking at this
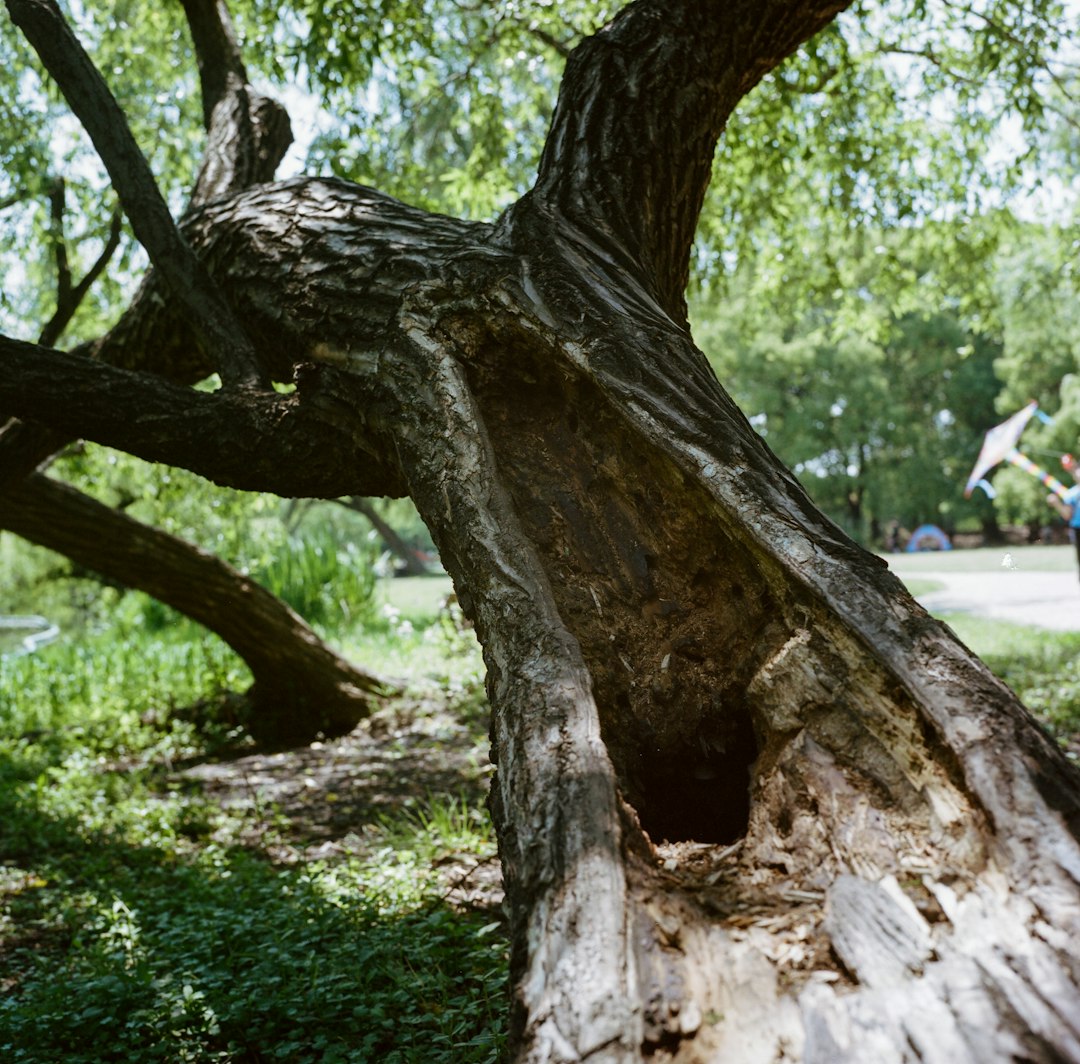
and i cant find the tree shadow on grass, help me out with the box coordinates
[0,743,508,1064]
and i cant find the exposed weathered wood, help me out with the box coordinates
[1,0,1079,1060]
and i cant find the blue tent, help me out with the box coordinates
[905,524,952,552]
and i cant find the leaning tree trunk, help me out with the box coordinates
[340,496,431,576]
[1,473,392,747]
[387,223,1080,1061]
[10,168,1078,1064]
[2,0,1079,1061]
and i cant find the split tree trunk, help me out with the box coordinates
[2,473,391,747]
[1,0,1079,1060]
[9,164,1078,1064]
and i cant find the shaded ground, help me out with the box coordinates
[178,688,504,912]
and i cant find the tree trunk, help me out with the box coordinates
[386,213,1080,1062]
[1,0,1079,1060]
[11,168,1076,1062]
[1,473,393,747]
[340,496,431,576]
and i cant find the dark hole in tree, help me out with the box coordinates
[635,710,758,845]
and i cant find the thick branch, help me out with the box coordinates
[5,0,267,389]
[527,0,852,321]
[2,472,395,745]
[0,335,404,499]
[180,0,293,201]
[181,0,248,127]
[0,179,492,489]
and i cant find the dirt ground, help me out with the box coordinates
[177,690,504,912]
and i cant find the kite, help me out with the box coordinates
[964,401,1070,500]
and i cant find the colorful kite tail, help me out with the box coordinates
[1005,449,1071,500]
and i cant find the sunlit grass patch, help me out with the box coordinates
[940,615,1080,745]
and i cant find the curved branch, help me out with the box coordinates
[181,0,249,127]
[527,0,852,322]
[0,334,404,499]
[3,472,396,745]
[0,178,493,488]
[180,0,293,202]
[0,0,292,485]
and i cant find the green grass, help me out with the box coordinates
[938,615,1080,743]
[0,606,503,1063]
[376,574,455,624]
[4,552,1080,1062]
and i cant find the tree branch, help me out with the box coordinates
[181,0,248,127]
[0,177,488,489]
[45,178,72,313]
[5,0,268,390]
[38,203,123,349]
[0,334,405,499]
[179,0,293,202]
[2,471,395,744]
[525,0,854,323]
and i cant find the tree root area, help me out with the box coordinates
[176,692,503,911]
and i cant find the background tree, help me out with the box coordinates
[694,232,1004,543]
[2,1,1080,1061]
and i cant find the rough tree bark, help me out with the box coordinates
[1,474,393,747]
[2,1,1079,1061]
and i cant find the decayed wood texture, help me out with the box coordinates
[1,473,392,746]
[1,0,1079,1060]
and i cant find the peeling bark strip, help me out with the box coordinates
[2,474,392,746]
[1,0,1080,1061]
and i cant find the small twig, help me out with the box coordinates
[45,178,72,311]
[38,193,123,349]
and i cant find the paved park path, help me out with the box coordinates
[887,548,1080,632]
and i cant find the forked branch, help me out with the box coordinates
[38,180,123,348]
[5,0,269,390]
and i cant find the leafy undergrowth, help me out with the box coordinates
[5,579,1080,1063]
[940,615,1080,753]
[0,604,506,1063]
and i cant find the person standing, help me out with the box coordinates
[1046,453,1080,579]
